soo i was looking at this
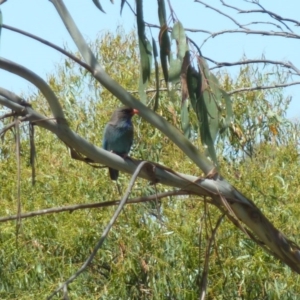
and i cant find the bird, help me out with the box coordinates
[102,107,139,180]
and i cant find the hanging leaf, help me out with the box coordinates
[180,51,190,104]
[180,51,191,137]
[0,9,2,43]
[171,21,187,60]
[159,25,170,84]
[186,55,219,166]
[169,57,181,83]
[152,38,160,111]
[157,0,167,26]
[136,0,151,84]
[168,21,188,84]
[92,0,106,13]
[197,57,221,144]
[220,89,234,134]
[120,0,126,15]
[138,40,152,104]
[181,100,190,138]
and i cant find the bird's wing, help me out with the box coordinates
[102,124,113,150]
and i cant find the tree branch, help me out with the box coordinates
[49,0,214,175]
[228,81,300,95]
[0,190,190,223]
[207,58,300,75]
[2,24,93,72]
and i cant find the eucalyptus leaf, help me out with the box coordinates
[120,0,126,15]
[0,9,2,43]
[171,21,187,60]
[157,0,167,26]
[169,57,181,83]
[220,89,233,133]
[181,100,190,138]
[152,37,160,111]
[92,0,106,13]
[136,0,151,84]
[159,25,170,84]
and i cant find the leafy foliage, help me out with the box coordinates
[1,28,300,299]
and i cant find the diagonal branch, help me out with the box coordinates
[49,0,214,175]
[47,161,157,299]
[2,24,93,73]
[195,0,247,30]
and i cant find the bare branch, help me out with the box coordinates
[0,111,16,121]
[201,29,300,49]
[15,116,21,240]
[220,0,300,27]
[2,24,93,73]
[195,0,247,29]
[227,81,300,95]
[199,213,225,300]
[0,190,189,223]
[206,58,300,75]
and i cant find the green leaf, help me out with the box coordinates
[197,57,221,144]
[92,0,106,13]
[181,100,190,138]
[171,21,187,60]
[152,37,160,111]
[120,0,126,14]
[206,73,221,143]
[159,25,170,84]
[169,57,181,83]
[138,40,152,104]
[186,56,220,166]
[157,0,167,26]
[220,89,233,134]
[136,0,151,84]
[199,91,219,166]
[0,9,2,43]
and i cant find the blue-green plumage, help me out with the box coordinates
[103,107,138,180]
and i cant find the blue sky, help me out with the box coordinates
[0,0,299,118]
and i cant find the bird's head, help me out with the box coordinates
[110,107,139,125]
[115,107,138,119]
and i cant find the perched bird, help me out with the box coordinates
[103,107,139,180]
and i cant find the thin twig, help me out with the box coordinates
[47,161,155,299]
[29,122,36,185]
[220,0,300,27]
[15,116,21,241]
[0,190,190,223]
[207,57,300,76]
[195,0,246,29]
[199,213,225,300]
[228,81,300,95]
[2,24,93,73]
[0,111,16,121]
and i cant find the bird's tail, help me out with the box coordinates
[109,168,119,181]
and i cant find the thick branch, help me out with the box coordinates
[0,58,66,122]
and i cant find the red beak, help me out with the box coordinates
[133,109,139,115]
